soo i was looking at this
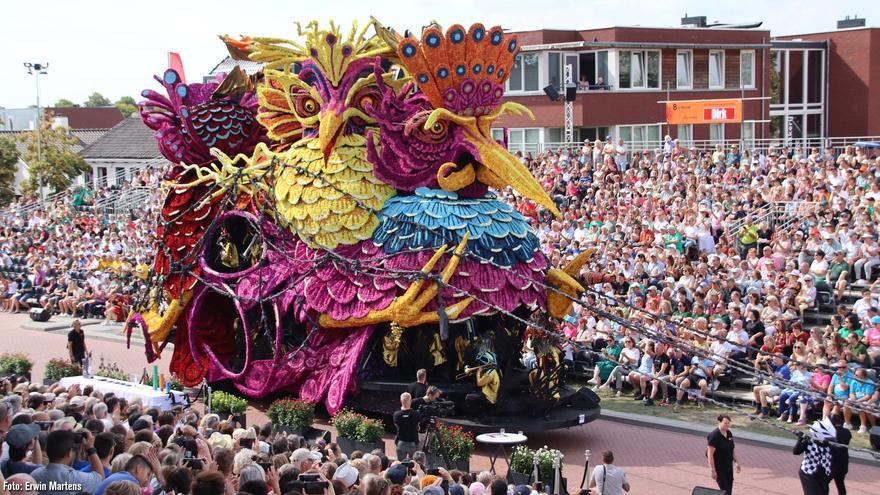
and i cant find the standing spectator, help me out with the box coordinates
[392,393,420,461]
[67,320,87,366]
[707,414,741,495]
[588,450,629,494]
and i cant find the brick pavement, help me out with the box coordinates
[1,312,878,494]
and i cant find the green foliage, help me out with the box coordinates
[115,96,138,117]
[0,136,18,206]
[211,390,248,415]
[429,424,474,462]
[267,398,316,428]
[44,358,82,381]
[85,92,111,107]
[169,375,184,391]
[354,418,385,443]
[331,409,365,439]
[54,99,76,107]
[16,117,90,194]
[0,353,34,376]
[510,445,534,474]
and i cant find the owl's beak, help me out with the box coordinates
[466,127,560,218]
[319,112,345,163]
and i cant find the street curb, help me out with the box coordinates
[599,409,880,466]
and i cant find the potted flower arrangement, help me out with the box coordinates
[168,375,184,392]
[211,391,248,427]
[96,361,130,381]
[534,446,566,494]
[268,398,320,438]
[508,445,534,485]
[354,417,386,453]
[43,358,82,384]
[331,409,365,455]
[427,423,474,471]
[0,353,34,382]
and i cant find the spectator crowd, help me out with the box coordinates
[0,379,537,495]
[507,137,879,433]
[0,167,165,325]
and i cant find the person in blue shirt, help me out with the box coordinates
[823,359,854,421]
[93,453,161,495]
[777,361,812,422]
[79,432,114,478]
[753,354,790,418]
[844,367,877,434]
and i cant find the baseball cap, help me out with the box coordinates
[449,484,466,495]
[333,462,359,488]
[290,447,321,464]
[870,316,880,325]
[4,423,40,449]
[69,397,85,408]
[514,485,532,495]
[132,418,153,432]
[423,487,445,495]
[386,463,409,484]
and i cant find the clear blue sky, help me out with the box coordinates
[3,0,877,109]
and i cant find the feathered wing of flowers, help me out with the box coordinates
[133,19,583,413]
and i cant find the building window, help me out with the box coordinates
[677,124,693,145]
[676,50,692,89]
[507,53,541,92]
[709,50,725,89]
[490,129,505,144]
[548,53,561,89]
[506,128,542,153]
[709,123,725,144]
[618,50,660,89]
[740,50,755,89]
[617,124,662,148]
[742,121,755,149]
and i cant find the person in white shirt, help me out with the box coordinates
[589,450,630,495]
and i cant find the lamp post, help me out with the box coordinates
[24,62,48,200]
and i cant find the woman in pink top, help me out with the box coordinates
[865,325,880,363]
[795,370,831,426]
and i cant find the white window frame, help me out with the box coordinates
[709,123,725,144]
[676,50,693,89]
[618,49,661,90]
[741,121,756,149]
[740,50,755,89]
[709,50,725,89]
[505,127,543,153]
[676,124,693,145]
[506,53,542,93]
[616,124,662,148]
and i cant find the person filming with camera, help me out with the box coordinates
[31,429,105,493]
[393,392,421,461]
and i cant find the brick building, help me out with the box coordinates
[773,27,880,140]
[491,25,772,153]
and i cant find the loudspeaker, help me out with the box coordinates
[565,84,577,102]
[543,85,560,102]
[691,487,725,495]
[570,387,601,409]
[870,426,880,451]
[29,308,50,322]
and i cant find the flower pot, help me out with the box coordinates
[355,440,385,454]
[507,471,531,486]
[337,436,358,455]
[276,425,329,443]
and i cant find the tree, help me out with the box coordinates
[0,135,19,205]
[115,96,138,117]
[54,98,76,107]
[16,118,90,194]
[85,92,111,107]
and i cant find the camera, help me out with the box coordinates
[291,473,329,494]
[73,431,88,443]
[418,400,455,418]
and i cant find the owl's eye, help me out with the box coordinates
[293,94,320,118]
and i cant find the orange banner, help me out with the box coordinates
[665,98,743,124]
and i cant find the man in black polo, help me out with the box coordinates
[393,393,420,461]
[406,369,428,399]
[67,319,87,366]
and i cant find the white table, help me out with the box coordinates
[476,432,528,474]
[58,376,187,410]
